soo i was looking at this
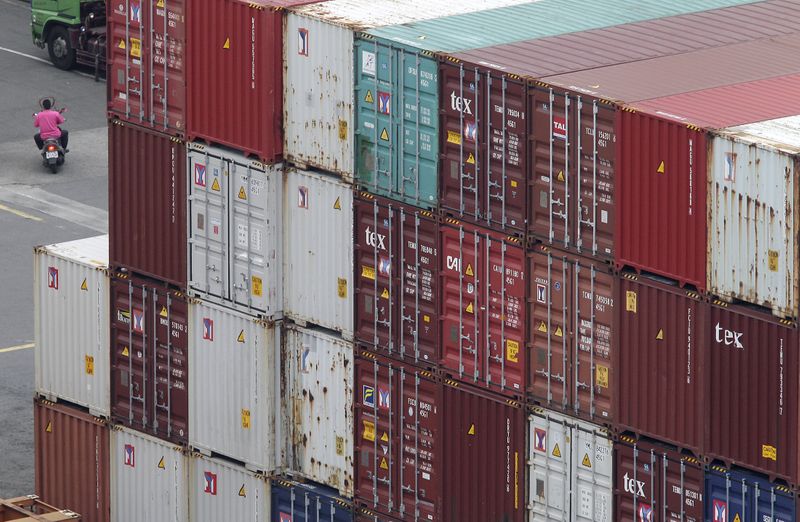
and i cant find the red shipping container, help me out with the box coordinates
[110,273,189,446]
[354,352,441,521]
[440,219,525,397]
[616,274,707,456]
[442,380,525,522]
[107,0,186,135]
[34,398,110,522]
[439,60,527,235]
[528,246,614,424]
[706,300,799,486]
[615,436,705,522]
[109,119,187,288]
[356,509,403,522]
[354,192,439,368]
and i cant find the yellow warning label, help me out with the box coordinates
[468,424,475,436]
[626,290,637,313]
[156,0,164,7]
[363,420,375,441]
[238,186,248,200]
[656,329,664,341]
[85,355,94,375]
[211,178,221,192]
[465,302,474,314]
[223,37,231,50]
[554,326,563,337]
[160,306,168,318]
[538,322,547,333]
[336,436,345,456]
[762,444,777,461]
[130,38,141,58]
[45,421,52,433]
[381,288,389,299]
[447,130,462,145]
[251,276,263,297]
[465,263,474,277]
[80,278,88,291]
[158,457,165,469]
[381,432,389,442]
[511,180,518,188]
[506,340,519,363]
[380,128,389,141]
[238,484,246,497]
[733,514,741,522]
[423,315,430,323]
[337,278,347,298]
[237,330,245,343]
[582,453,592,468]
[365,90,374,104]
[380,457,389,470]
[466,152,475,165]
[241,409,251,429]
[362,265,376,280]
[557,170,565,182]
[118,39,126,49]
[768,249,779,272]
[338,120,347,141]
[552,443,561,458]
[122,346,130,357]
[596,365,609,388]
[333,197,342,210]
[657,160,665,174]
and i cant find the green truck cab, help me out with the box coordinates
[31,0,106,76]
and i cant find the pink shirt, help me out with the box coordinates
[34,110,64,140]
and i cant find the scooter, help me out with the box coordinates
[34,97,68,174]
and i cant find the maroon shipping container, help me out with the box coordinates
[354,352,441,521]
[186,0,292,162]
[440,219,525,397]
[615,436,705,522]
[354,192,439,368]
[107,0,186,135]
[439,60,527,235]
[528,246,614,424]
[441,380,525,522]
[109,119,187,288]
[110,273,189,445]
[616,274,707,456]
[356,509,403,522]
[706,300,799,485]
[34,398,110,522]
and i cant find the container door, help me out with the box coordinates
[528,412,572,520]
[190,456,269,522]
[572,421,613,522]
[108,2,147,125]
[615,443,660,522]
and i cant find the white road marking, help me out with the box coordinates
[0,185,107,232]
[0,343,34,354]
[0,202,42,221]
[0,45,97,79]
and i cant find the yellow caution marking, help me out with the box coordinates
[333,197,342,210]
[582,453,592,468]
[118,39,126,50]
[657,161,665,174]
[362,420,375,441]
[447,131,461,145]
[465,263,474,277]
[80,279,88,291]
[238,186,248,200]
[85,355,94,375]
[156,0,164,7]
[552,443,561,458]
[336,436,345,456]
[762,444,777,461]
[251,276,263,297]
[365,90,374,104]
[237,330,246,343]
[121,346,129,357]
[337,278,347,298]
[381,432,389,442]
[596,365,609,388]
[557,170,565,182]
[554,326,563,337]
[466,152,475,165]
[158,457,165,469]
[465,302,474,314]
[511,180,518,188]
[223,37,231,50]
[468,424,475,436]
[0,204,42,222]
[338,120,347,141]
[129,38,141,58]
[656,329,664,341]
[211,178,221,192]
[381,288,389,299]
[380,457,389,470]
[768,249,779,272]
[733,514,741,522]
[45,421,52,433]
[362,266,376,280]
[380,128,389,141]
[506,340,519,363]
[238,484,247,497]
[160,306,168,318]
[538,322,548,333]
[241,409,251,429]
[423,315,430,323]
[626,290,637,313]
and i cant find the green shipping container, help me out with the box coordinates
[354,0,760,209]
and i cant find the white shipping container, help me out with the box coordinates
[710,115,800,318]
[283,325,354,498]
[111,426,189,522]
[189,300,280,472]
[528,408,613,522]
[187,142,283,319]
[34,235,110,417]
[284,168,353,337]
[283,0,529,176]
[189,453,270,522]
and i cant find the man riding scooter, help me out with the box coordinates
[34,98,69,152]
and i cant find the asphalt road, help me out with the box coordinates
[0,0,108,497]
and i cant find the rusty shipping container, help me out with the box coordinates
[440,219,525,397]
[354,192,439,368]
[34,399,110,522]
[107,0,186,135]
[442,380,525,522]
[615,436,705,522]
[110,273,189,445]
[528,246,614,424]
[109,119,187,288]
[616,274,707,455]
[354,352,440,520]
[706,300,799,485]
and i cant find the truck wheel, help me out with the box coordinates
[47,26,75,70]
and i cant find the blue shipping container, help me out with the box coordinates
[272,479,354,522]
[706,467,796,522]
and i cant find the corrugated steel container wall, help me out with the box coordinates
[272,479,354,522]
[284,168,353,336]
[34,236,110,417]
[614,437,705,522]
[527,408,613,521]
[442,381,525,522]
[106,0,186,135]
[705,467,796,522]
[189,453,270,521]
[616,274,707,454]
[528,247,614,424]
[109,119,187,288]
[186,0,283,163]
[189,300,278,472]
[110,426,189,522]
[283,325,354,497]
[710,120,800,319]
[355,509,402,522]
[354,192,439,367]
[440,220,525,396]
[34,399,110,522]
[439,62,527,234]
[110,275,189,445]
[187,142,283,319]
[354,352,440,520]
[706,302,799,485]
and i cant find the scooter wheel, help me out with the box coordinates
[50,164,58,174]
